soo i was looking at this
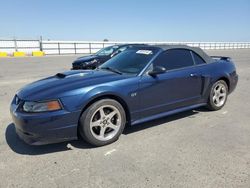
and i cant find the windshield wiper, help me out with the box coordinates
[99,67,123,75]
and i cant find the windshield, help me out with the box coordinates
[95,46,119,56]
[99,48,158,75]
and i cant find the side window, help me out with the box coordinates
[111,46,128,57]
[192,52,206,65]
[153,49,194,70]
[118,46,127,52]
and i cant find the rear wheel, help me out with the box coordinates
[207,80,228,111]
[79,99,126,146]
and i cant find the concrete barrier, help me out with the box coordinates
[13,52,26,57]
[32,51,44,56]
[0,52,8,57]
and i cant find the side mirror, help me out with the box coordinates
[148,66,166,77]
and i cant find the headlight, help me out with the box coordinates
[23,100,62,112]
[85,59,98,65]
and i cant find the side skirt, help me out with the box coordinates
[131,103,207,126]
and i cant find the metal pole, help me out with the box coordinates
[14,37,18,52]
[89,43,92,54]
[58,43,60,55]
[39,36,43,51]
[74,43,76,54]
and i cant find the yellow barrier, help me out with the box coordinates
[32,51,44,56]
[0,52,8,57]
[13,51,26,57]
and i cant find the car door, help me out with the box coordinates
[138,49,204,118]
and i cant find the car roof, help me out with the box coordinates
[108,43,145,47]
[149,44,213,63]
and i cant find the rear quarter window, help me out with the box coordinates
[192,52,206,65]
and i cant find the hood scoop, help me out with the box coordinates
[55,70,94,79]
[56,73,66,78]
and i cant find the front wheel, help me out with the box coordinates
[79,99,126,146]
[207,80,228,111]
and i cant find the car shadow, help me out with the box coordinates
[5,107,206,155]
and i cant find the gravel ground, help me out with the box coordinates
[0,50,249,188]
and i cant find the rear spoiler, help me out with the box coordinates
[211,56,231,61]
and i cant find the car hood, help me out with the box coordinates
[73,55,99,64]
[17,70,130,101]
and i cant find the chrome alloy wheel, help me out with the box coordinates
[90,105,122,141]
[212,83,227,107]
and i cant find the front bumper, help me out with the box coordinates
[72,61,91,70]
[72,61,98,70]
[229,73,238,94]
[72,64,88,70]
[10,99,80,145]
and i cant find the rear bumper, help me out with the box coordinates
[10,102,80,145]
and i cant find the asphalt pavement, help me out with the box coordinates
[0,50,249,188]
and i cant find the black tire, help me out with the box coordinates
[207,80,228,111]
[79,99,126,146]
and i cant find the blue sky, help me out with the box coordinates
[0,0,249,41]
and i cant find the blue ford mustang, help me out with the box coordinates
[10,45,238,146]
